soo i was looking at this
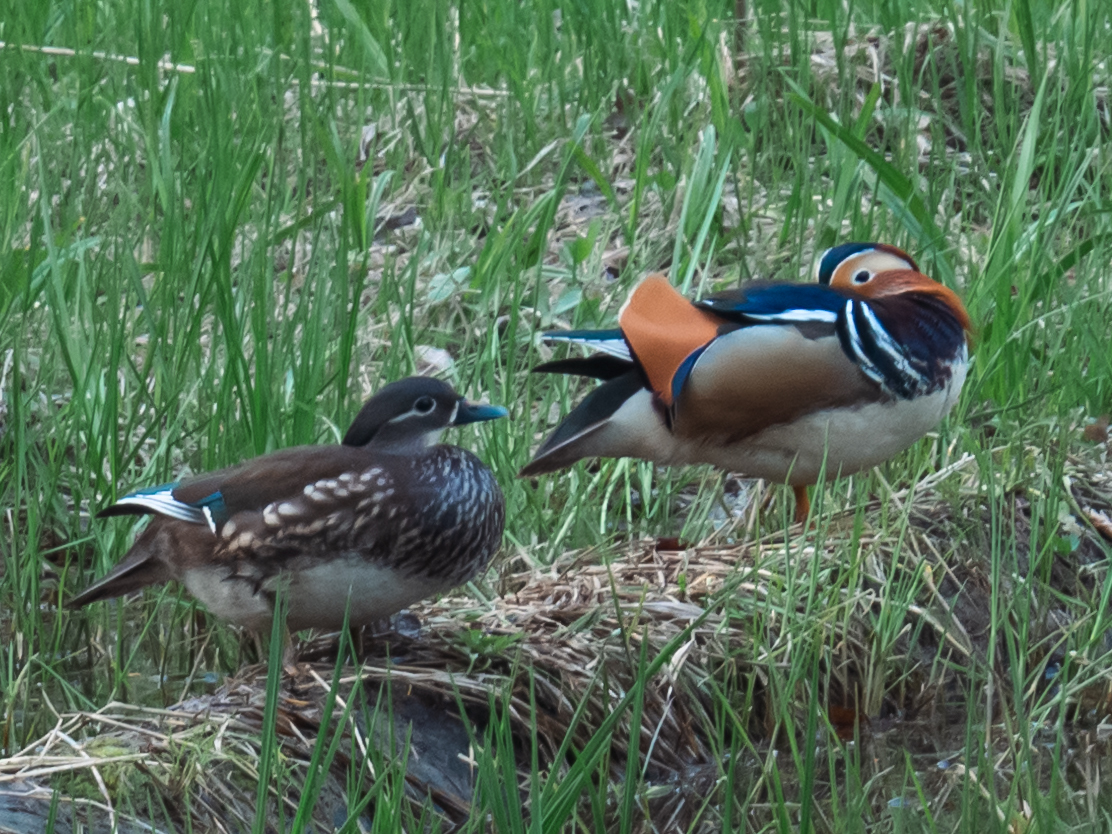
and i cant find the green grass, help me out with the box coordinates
[2,0,1112,829]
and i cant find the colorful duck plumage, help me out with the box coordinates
[521,243,972,522]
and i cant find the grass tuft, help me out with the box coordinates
[2,0,1112,828]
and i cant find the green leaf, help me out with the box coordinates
[788,86,954,286]
[330,0,390,79]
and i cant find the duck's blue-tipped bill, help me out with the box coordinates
[455,401,509,425]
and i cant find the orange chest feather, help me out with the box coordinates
[618,275,726,405]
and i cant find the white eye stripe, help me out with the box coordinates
[838,255,874,285]
[836,250,916,283]
[387,401,439,424]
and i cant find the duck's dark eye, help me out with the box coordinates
[853,270,871,284]
[414,396,436,414]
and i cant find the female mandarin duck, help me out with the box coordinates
[520,243,972,523]
[69,377,508,632]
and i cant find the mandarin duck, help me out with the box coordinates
[521,243,971,523]
[69,377,508,632]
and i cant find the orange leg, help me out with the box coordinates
[792,485,811,525]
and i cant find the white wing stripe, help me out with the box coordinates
[859,305,919,381]
[202,506,218,534]
[112,493,208,525]
[842,301,885,385]
[742,309,838,323]
[543,333,631,361]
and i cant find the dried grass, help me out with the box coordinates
[6,438,1111,830]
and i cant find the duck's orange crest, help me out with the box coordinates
[858,270,973,334]
[619,275,726,405]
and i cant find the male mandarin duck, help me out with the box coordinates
[520,243,972,523]
[69,377,508,632]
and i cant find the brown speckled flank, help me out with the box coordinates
[68,377,507,633]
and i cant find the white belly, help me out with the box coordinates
[181,558,446,633]
[599,365,966,485]
[284,560,448,632]
[180,566,275,631]
[692,383,960,484]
